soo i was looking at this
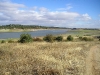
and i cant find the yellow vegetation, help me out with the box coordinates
[0,42,100,75]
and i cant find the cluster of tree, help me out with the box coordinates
[0,24,67,29]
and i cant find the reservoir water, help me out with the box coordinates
[0,29,67,39]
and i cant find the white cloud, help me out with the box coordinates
[43,11,79,20]
[80,13,91,21]
[0,13,10,21]
[0,2,25,11]
[0,1,99,28]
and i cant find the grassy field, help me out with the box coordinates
[0,42,100,75]
[0,29,100,75]
[60,29,100,36]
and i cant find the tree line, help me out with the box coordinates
[0,24,67,29]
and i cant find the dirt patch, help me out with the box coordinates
[86,45,100,75]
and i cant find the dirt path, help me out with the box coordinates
[86,45,100,75]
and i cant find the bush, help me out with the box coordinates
[43,34,54,42]
[79,36,83,40]
[33,37,42,41]
[79,37,93,41]
[19,33,33,43]
[8,39,14,43]
[67,35,73,41]
[55,36,63,42]
[96,36,100,39]
[95,36,100,41]
[82,37,88,41]
[1,40,6,43]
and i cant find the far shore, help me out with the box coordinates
[0,29,49,32]
[0,28,67,32]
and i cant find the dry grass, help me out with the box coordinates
[0,42,100,75]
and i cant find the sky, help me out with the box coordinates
[0,0,100,28]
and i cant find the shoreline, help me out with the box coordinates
[0,29,48,32]
[0,28,66,32]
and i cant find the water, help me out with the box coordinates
[0,29,67,39]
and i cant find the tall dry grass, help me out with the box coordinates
[0,42,99,75]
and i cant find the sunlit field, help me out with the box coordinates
[0,41,100,75]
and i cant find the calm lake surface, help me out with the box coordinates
[0,29,67,39]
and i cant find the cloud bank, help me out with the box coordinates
[0,0,99,28]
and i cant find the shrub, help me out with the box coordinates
[19,33,33,43]
[95,36,100,41]
[82,37,88,41]
[55,36,63,42]
[8,39,14,43]
[43,34,54,42]
[79,36,83,40]
[67,35,73,41]
[86,37,93,41]
[33,37,43,41]
[79,37,93,41]
[96,36,100,39]
[1,40,6,43]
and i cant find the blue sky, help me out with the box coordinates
[0,0,100,28]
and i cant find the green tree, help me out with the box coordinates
[19,33,33,43]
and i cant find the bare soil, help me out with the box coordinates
[86,45,100,75]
